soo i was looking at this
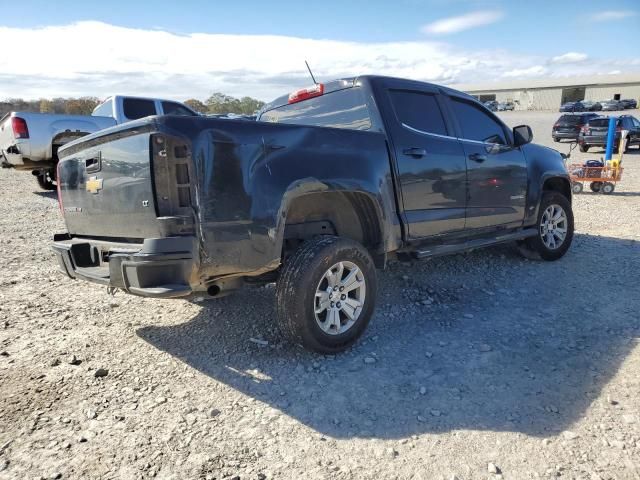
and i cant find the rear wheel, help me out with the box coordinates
[579,144,589,152]
[602,182,615,194]
[590,181,602,193]
[518,191,573,261]
[36,170,56,191]
[275,236,377,354]
[553,136,560,143]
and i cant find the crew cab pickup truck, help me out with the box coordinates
[52,76,574,353]
[0,95,197,190]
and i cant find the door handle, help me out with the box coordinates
[403,147,426,157]
[469,153,487,163]
[85,153,102,173]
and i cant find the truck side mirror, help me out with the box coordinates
[513,125,533,147]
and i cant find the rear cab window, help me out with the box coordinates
[259,87,372,131]
[388,90,448,136]
[123,98,157,120]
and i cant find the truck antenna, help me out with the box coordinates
[305,60,318,85]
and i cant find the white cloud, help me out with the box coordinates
[550,52,588,64]
[421,10,504,35]
[502,66,548,78]
[0,22,636,101]
[588,10,637,22]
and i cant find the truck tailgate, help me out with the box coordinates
[58,123,161,239]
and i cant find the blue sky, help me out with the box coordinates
[0,0,638,100]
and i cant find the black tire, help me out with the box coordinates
[36,173,56,191]
[275,236,377,354]
[590,181,602,193]
[571,182,583,194]
[602,182,615,194]
[519,191,574,261]
[579,144,589,152]
[553,136,560,143]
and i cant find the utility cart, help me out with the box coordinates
[568,161,623,194]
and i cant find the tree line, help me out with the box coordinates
[0,93,265,117]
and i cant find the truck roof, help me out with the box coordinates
[260,74,479,115]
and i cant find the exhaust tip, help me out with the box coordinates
[207,284,221,297]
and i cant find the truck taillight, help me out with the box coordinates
[11,117,29,139]
[150,134,193,217]
[288,83,324,104]
[581,125,589,134]
[56,161,63,212]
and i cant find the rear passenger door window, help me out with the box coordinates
[123,98,157,120]
[389,90,448,136]
[450,98,508,145]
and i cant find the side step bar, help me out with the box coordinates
[410,228,537,259]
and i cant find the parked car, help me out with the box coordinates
[52,75,574,353]
[0,96,198,190]
[580,100,602,112]
[497,102,515,111]
[620,99,638,109]
[559,101,586,112]
[483,100,498,111]
[552,113,599,142]
[600,100,623,111]
[577,115,640,152]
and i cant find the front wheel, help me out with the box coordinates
[518,191,574,261]
[275,236,377,354]
[571,182,583,194]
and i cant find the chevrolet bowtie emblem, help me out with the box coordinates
[86,176,103,194]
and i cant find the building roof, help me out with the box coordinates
[452,73,640,93]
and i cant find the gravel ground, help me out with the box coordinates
[1,111,639,480]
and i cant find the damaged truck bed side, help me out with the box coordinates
[52,75,574,353]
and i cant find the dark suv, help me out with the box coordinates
[578,115,640,152]
[620,99,638,109]
[559,101,586,112]
[552,113,598,142]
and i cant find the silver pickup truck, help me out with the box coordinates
[0,95,198,189]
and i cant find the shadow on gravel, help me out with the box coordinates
[138,233,640,439]
[577,192,640,197]
[32,191,58,199]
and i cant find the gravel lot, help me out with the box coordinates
[1,110,639,480]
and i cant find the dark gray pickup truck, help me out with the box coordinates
[52,75,573,353]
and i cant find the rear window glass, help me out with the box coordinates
[589,118,618,127]
[123,98,157,120]
[559,115,583,125]
[389,90,448,136]
[162,101,196,116]
[259,88,371,131]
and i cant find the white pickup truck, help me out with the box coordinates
[0,95,198,189]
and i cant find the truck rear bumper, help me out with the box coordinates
[52,235,198,298]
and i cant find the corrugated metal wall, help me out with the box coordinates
[584,85,640,102]
[467,83,640,111]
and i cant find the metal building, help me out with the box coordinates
[454,74,640,111]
